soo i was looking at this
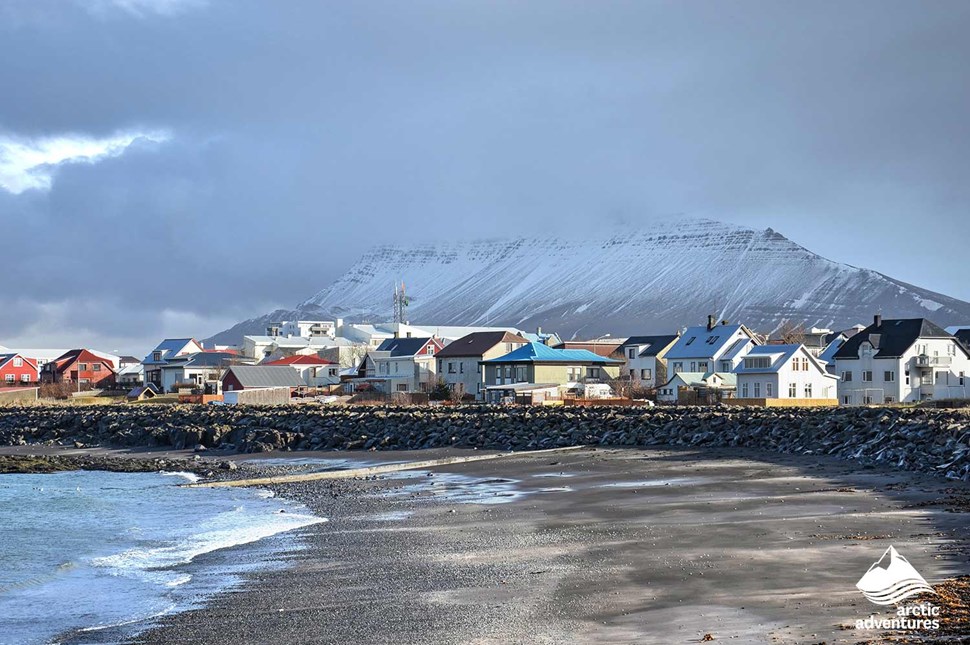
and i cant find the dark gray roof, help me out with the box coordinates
[375,337,435,357]
[955,329,970,350]
[224,365,305,388]
[833,318,960,359]
[619,334,680,357]
[437,331,529,358]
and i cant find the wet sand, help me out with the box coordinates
[99,446,970,644]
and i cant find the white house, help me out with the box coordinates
[158,351,239,393]
[656,372,736,403]
[617,334,680,389]
[435,331,529,400]
[734,344,838,402]
[360,337,444,393]
[834,316,970,405]
[142,338,204,387]
[262,355,340,388]
[664,317,760,376]
[265,320,338,339]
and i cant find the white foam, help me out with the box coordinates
[158,471,201,483]
[92,512,326,572]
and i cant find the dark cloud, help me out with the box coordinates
[1,0,969,353]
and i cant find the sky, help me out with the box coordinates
[1,0,969,355]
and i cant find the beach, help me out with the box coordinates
[30,445,963,644]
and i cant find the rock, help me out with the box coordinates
[219,460,238,471]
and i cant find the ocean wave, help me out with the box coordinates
[158,471,201,483]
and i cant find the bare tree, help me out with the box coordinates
[776,320,807,345]
[448,382,466,404]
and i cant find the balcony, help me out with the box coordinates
[913,355,951,368]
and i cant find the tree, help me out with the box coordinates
[776,320,807,345]
[429,378,451,401]
[448,382,466,404]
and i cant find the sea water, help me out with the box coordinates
[0,470,324,645]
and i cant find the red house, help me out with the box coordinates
[0,353,39,386]
[40,349,116,388]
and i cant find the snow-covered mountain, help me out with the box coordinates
[207,219,970,345]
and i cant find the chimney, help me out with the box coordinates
[874,314,882,328]
[720,319,729,326]
[707,315,715,332]
[537,326,542,336]
[393,331,399,338]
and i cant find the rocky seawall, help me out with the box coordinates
[0,405,968,480]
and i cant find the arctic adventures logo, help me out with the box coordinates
[854,546,941,632]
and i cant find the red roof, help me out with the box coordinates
[263,355,334,366]
[49,349,114,373]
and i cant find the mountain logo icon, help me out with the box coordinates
[856,546,937,606]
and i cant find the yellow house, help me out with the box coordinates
[481,342,622,403]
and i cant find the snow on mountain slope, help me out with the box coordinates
[207,219,970,345]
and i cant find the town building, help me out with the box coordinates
[359,337,445,393]
[0,353,39,385]
[834,316,970,404]
[435,331,529,400]
[159,351,239,393]
[221,365,306,392]
[480,342,622,403]
[142,338,204,387]
[616,334,680,389]
[262,355,340,388]
[656,372,736,404]
[40,349,116,388]
[664,317,760,376]
[734,344,838,403]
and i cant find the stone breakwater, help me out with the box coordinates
[0,405,969,480]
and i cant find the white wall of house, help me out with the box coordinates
[736,348,837,400]
[622,346,663,388]
[160,366,223,393]
[372,354,438,393]
[836,337,970,405]
[667,328,754,376]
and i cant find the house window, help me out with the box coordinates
[744,357,770,370]
[841,371,852,382]
[905,370,910,386]
[92,364,101,372]
[741,382,749,397]
[448,362,456,374]
[753,382,761,397]
[459,363,463,374]
[587,367,600,379]
[4,374,13,382]
[397,384,408,392]
[21,374,30,382]
[884,371,895,382]
[153,351,162,361]
[79,379,89,385]
[515,366,527,382]
[804,383,813,398]
[802,358,809,371]
[789,382,797,397]
[504,366,512,379]
[13,357,22,367]
[689,362,696,371]
[948,344,957,357]
[673,362,683,373]
[425,345,435,355]
[393,363,399,374]
[720,361,731,372]
[697,362,708,372]
[885,396,896,404]
[766,382,773,397]
[960,372,965,386]
[628,348,637,359]
[226,384,233,391]
[706,336,720,345]
[843,395,850,405]
[861,344,872,357]
[641,369,651,380]
[79,363,88,371]
[862,371,872,382]
[629,369,636,378]
[685,337,696,346]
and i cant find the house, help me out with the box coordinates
[40,349,116,388]
[0,354,39,386]
[664,317,760,376]
[360,337,445,393]
[3,348,120,372]
[262,355,340,388]
[337,321,530,348]
[142,339,204,387]
[265,320,337,339]
[834,315,970,405]
[221,365,306,392]
[617,334,680,389]
[734,344,838,404]
[159,351,239,394]
[115,363,144,386]
[480,342,622,403]
[435,331,530,400]
[656,372,737,404]
[520,327,563,346]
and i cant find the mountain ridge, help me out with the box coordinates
[206,219,970,346]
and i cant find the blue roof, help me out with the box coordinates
[484,342,621,364]
[665,324,750,360]
[142,338,197,365]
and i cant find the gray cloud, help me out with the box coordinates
[1,0,969,353]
